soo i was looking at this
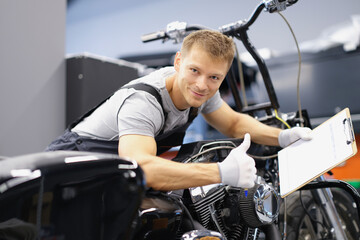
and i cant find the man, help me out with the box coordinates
[47,30,311,191]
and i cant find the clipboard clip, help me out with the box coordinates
[343,118,355,145]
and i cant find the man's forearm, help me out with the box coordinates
[139,155,221,191]
[233,113,281,146]
[118,135,221,191]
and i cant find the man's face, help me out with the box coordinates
[174,45,229,109]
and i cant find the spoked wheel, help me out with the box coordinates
[279,188,360,240]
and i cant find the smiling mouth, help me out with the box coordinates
[191,90,206,98]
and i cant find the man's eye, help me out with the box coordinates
[191,68,198,73]
[211,76,219,80]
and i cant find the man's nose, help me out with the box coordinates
[196,76,207,90]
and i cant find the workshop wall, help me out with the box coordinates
[66,0,360,59]
[0,0,66,156]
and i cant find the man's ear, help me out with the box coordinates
[174,51,181,71]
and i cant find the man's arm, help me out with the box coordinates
[203,100,282,146]
[118,134,221,191]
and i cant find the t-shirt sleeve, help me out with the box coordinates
[200,90,223,114]
[117,92,164,138]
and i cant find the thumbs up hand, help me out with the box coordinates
[217,133,257,188]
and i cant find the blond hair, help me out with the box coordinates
[181,29,235,67]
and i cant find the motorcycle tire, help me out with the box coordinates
[279,188,360,240]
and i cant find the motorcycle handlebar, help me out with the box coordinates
[141,31,167,43]
[219,3,265,36]
[219,2,282,112]
[142,0,298,43]
[219,0,297,36]
[141,22,207,44]
[264,0,298,13]
[140,0,298,112]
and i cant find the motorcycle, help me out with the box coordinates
[0,1,359,240]
[137,0,360,239]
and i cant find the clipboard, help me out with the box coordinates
[278,108,357,198]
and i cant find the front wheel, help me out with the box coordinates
[279,188,360,240]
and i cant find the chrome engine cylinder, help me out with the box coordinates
[189,179,280,237]
[238,182,280,228]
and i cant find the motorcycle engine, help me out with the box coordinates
[189,178,280,239]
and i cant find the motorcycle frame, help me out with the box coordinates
[223,2,359,239]
[141,1,360,238]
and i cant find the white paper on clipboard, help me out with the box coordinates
[278,108,357,198]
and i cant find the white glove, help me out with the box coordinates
[278,127,313,148]
[217,133,257,188]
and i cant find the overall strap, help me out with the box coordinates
[155,107,199,155]
[125,83,164,113]
[68,83,165,129]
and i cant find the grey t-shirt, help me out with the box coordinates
[72,67,223,141]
